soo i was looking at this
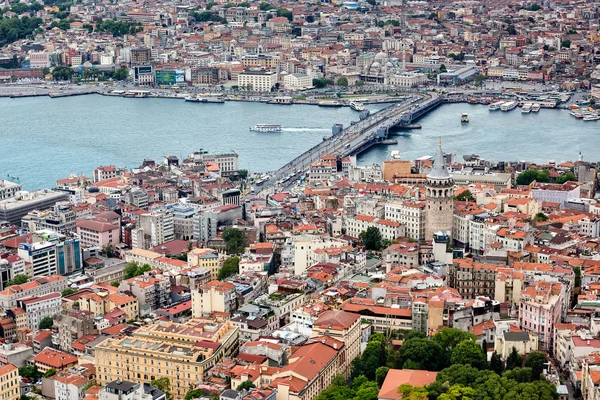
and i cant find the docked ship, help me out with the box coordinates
[461,113,469,123]
[185,94,225,103]
[349,101,366,112]
[250,124,282,132]
[521,103,532,113]
[488,101,504,111]
[501,101,518,111]
[531,103,541,112]
[584,115,600,121]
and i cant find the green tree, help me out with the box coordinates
[218,256,240,280]
[184,389,213,400]
[432,328,476,369]
[336,76,348,86]
[397,384,428,400]
[236,380,256,391]
[376,366,389,387]
[61,288,78,297]
[42,67,50,76]
[276,8,292,21]
[205,1,217,10]
[506,347,523,370]
[561,40,571,48]
[52,65,74,81]
[150,378,173,400]
[523,352,547,380]
[312,78,333,88]
[450,340,487,370]
[18,365,41,379]
[490,351,504,375]
[39,316,54,330]
[438,385,477,400]
[395,338,443,371]
[124,261,152,279]
[356,80,365,87]
[43,368,57,378]
[259,2,273,10]
[516,169,549,185]
[534,212,548,222]
[454,190,475,202]
[113,66,129,81]
[474,74,487,87]
[6,274,29,287]
[526,3,541,11]
[359,226,383,251]
[111,281,120,288]
[503,367,533,383]
[439,64,447,73]
[101,244,116,257]
[238,169,248,180]
[222,227,245,254]
[555,171,576,184]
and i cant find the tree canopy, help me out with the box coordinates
[218,256,240,280]
[450,340,487,370]
[61,288,78,297]
[236,380,256,391]
[359,226,383,251]
[222,227,245,254]
[39,316,54,330]
[523,352,547,380]
[395,337,443,371]
[124,261,152,279]
[6,274,29,287]
[150,378,173,400]
[455,190,475,202]
[351,333,387,381]
[516,169,549,185]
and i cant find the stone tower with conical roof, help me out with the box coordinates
[425,139,454,240]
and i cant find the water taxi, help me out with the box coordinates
[584,115,600,121]
[250,124,282,132]
[531,103,541,112]
[521,103,532,113]
[461,113,469,123]
[501,101,518,112]
[390,150,401,159]
[349,101,366,112]
[488,101,504,111]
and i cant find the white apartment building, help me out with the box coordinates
[191,280,236,317]
[18,292,62,330]
[384,201,426,240]
[133,208,174,249]
[283,73,312,90]
[93,166,118,183]
[0,275,67,309]
[0,180,21,201]
[238,70,278,91]
[346,215,405,242]
[289,235,349,275]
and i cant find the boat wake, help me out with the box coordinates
[281,128,330,132]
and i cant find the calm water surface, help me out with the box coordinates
[0,96,594,190]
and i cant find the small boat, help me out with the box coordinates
[318,100,343,107]
[250,124,282,132]
[390,150,401,159]
[521,103,532,113]
[488,101,504,111]
[531,103,541,112]
[349,101,366,112]
[584,115,600,121]
[461,113,469,123]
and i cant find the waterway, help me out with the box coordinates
[0,96,595,190]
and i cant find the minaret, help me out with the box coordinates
[425,139,455,241]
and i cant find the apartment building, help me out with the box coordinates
[33,348,78,373]
[312,310,360,377]
[118,275,171,314]
[21,204,76,235]
[238,70,277,91]
[191,280,236,317]
[384,201,426,240]
[0,275,67,309]
[18,292,61,330]
[519,281,565,352]
[93,166,118,183]
[17,231,82,276]
[0,364,19,400]
[188,248,224,280]
[95,319,239,399]
[76,219,120,247]
[346,215,404,242]
[133,208,174,249]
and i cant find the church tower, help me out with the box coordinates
[425,139,454,240]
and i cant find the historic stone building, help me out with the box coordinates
[425,140,454,240]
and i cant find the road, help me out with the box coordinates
[254,93,437,196]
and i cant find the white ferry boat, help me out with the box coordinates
[531,103,541,112]
[488,101,504,111]
[461,113,469,123]
[390,150,401,159]
[250,124,282,132]
[521,103,532,113]
[349,101,366,112]
[501,101,518,112]
[185,94,225,103]
[584,115,600,121]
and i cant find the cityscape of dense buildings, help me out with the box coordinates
[4,0,600,399]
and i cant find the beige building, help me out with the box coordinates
[95,319,239,399]
[0,364,19,400]
[382,159,411,181]
[238,70,278,91]
[494,331,539,359]
[312,311,360,377]
[188,248,224,280]
[191,280,236,317]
